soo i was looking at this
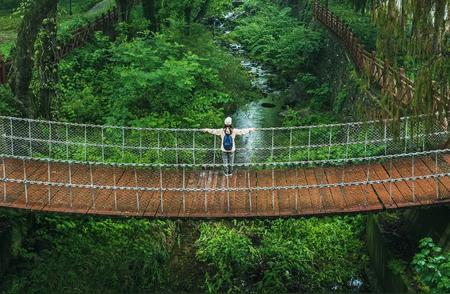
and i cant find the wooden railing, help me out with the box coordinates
[0,7,118,85]
[313,1,425,105]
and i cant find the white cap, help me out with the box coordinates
[224,117,232,126]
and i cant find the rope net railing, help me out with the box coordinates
[0,149,449,215]
[0,115,448,169]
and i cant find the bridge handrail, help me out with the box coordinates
[0,113,445,132]
[2,148,449,169]
[0,114,448,167]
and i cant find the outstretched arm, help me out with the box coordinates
[234,128,256,136]
[202,128,222,136]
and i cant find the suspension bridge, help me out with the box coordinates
[0,115,449,218]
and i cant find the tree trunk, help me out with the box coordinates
[194,0,210,22]
[142,0,158,32]
[184,4,192,35]
[37,6,57,119]
[116,0,134,22]
[10,0,58,118]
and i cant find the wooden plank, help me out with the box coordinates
[254,170,276,217]
[410,159,441,202]
[340,165,366,209]
[295,168,316,214]
[185,170,203,217]
[371,162,408,207]
[230,169,250,215]
[421,157,450,196]
[381,160,415,206]
[304,168,324,213]
[139,168,160,218]
[367,163,397,209]
[323,167,347,210]
[345,164,382,210]
[161,169,184,216]
[313,167,337,213]
[276,169,294,215]
[391,158,426,204]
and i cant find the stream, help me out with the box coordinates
[210,6,366,292]
[213,8,284,162]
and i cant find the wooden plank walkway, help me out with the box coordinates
[0,156,449,218]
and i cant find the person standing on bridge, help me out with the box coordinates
[202,117,255,176]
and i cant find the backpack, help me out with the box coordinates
[223,129,233,151]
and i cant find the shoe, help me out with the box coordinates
[225,173,233,177]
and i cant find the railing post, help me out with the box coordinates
[389,158,393,202]
[68,162,73,207]
[404,117,409,152]
[139,129,143,161]
[247,170,252,212]
[174,131,178,165]
[134,168,140,212]
[213,135,216,165]
[270,129,274,161]
[226,175,230,213]
[65,125,69,159]
[113,166,117,210]
[28,120,32,156]
[22,159,28,206]
[328,126,333,159]
[204,167,207,212]
[101,126,105,161]
[435,151,440,199]
[365,161,370,206]
[345,124,350,160]
[89,164,95,209]
[384,120,388,155]
[44,121,50,159]
[9,118,13,156]
[295,167,299,211]
[2,157,6,202]
[159,166,164,213]
[84,125,87,161]
[271,169,275,210]
[364,126,368,157]
[47,161,51,205]
[192,131,196,165]
[411,154,416,202]
[307,127,311,161]
[289,129,293,162]
[121,127,125,161]
[182,166,186,213]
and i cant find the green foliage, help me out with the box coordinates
[3,216,176,293]
[0,85,19,115]
[228,1,323,84]
[328,0,377,51]
[412,237,450,293]
[196,222,257,293]
[195,217,368,293]
[57,23,251,128]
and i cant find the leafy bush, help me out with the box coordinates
[195,217,368,293]
[228,1,323,84]
[3,216,176,293]
[196,222,257,293]
[412,237,450,293]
